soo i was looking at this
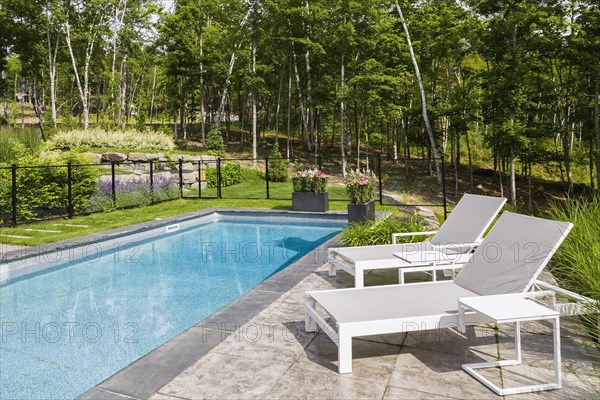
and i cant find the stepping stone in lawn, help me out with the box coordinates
[0,234,31,239]
[52,224,90,228]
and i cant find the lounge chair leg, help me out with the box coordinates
[399,269,405,285]
[327,249,337,276]
[514,321,522,363]
[553,317,562,388]
[354,270,364,288]
[305,297,317,332]
[328,262,337,277]
[338,328,352,373]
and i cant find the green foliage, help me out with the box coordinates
[0,128,42,163]
[340,213,426,247]
[205,125,225,155]
[268,142,288,182]
[48,128,175,151]
[0,152,99,221]
[546,197,600,346]
[345,169,376,204]
[205,163,243,188]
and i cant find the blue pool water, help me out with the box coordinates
[0,214,343,399]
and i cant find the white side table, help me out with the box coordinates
[458,293,561,396]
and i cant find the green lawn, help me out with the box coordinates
[0,166,394,247]
[193,180,351,201]
[0,196,391,247]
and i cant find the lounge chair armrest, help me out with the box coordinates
[431,242,480,252]
[392,230,437,244]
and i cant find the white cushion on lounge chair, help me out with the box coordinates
[308,281,476,324]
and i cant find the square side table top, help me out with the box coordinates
[459,293,559,322]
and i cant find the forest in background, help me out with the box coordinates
[1,0,599,207]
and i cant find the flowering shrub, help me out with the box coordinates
[345,169,376,203]
[292,166,328,193]
[48,128,175,151]
[87,174,179,212]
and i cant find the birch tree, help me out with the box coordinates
[394,1,442,185]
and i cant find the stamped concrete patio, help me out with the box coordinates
[146,247,599,400]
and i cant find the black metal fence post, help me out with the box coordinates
[178,158,183,197]
[265,156,270,199]
[149,160,154,204]
[377,153,383,205]
[67,162,73,218]
[217,157,222,199]
[11,164,17,226]
[317,155,322,171]
[441,156,448,220]
[111,161,116,206]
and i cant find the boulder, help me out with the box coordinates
[181,162,195,173]
[128,152,148,162]
[182,154,202,162]
[201,155,218,167]
[190,181,207,191]
[102,152,128,162]
[145,153,160,161]
[182,172,197,184]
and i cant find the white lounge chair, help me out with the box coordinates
[329,193,507,287]
[305,212,575,393]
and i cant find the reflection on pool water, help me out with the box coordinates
[0,213,344,399]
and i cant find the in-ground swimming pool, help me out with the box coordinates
[0,212,344,399]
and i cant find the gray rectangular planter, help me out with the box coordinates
[347,200,376,223]
[292,192,329,212]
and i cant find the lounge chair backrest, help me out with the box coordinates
[431,194,506,245]
[454,212,573,295]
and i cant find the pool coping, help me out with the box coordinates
[0,209,345,400]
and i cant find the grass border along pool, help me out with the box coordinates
[0,198,394,247]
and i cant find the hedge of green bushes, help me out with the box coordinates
[0,152,99,222]
[205,163,242,188]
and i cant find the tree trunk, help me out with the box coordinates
[119,54,127,130]
[340,51,347,176]
[199,29,206,147]
[149,65,157,124]
[251,33,257,167]
[394,2,441,184]
[275,58,286,143]
[465,127,474,191]
[292,49,308,146]
[287,53,292,159]
[46,10,59,127]
[562,107,574,196]
[509,145,516,206]
[64,20,93,130]
[595,72,600,197]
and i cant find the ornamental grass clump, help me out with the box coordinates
[48,128,175,151]
[547,196,600,348]
[340,212,425,247]
[345,169,376,203]
[292,165,327,193]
